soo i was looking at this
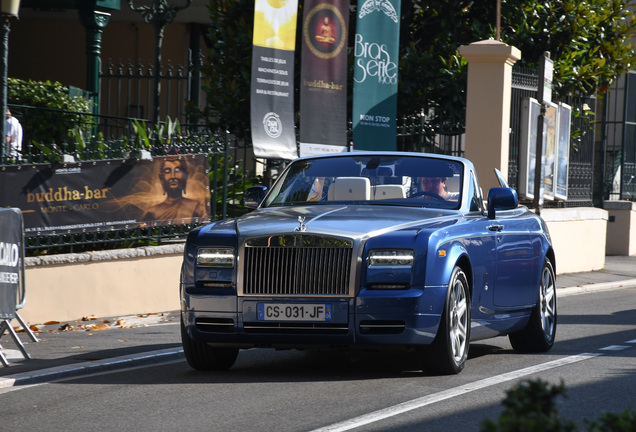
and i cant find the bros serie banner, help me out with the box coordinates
[299,0,350,157]
[0,155,211,237]
[352,0,401,151]
[250,0,299,160]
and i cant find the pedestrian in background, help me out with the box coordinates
[6,108,22,161]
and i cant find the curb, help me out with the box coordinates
[557,278,636,297]
[0,347,184,388]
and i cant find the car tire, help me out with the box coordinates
[428,266,471,375]
[181,317,239,371]
[509,259,557,353]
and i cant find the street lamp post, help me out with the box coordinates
[0,0,19,165]
[127,0,192,125]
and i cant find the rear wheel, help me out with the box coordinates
[427,266,471,375]
[181,317,239,370]
[509,259,557,352]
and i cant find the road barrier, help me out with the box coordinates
[0,208,37,367]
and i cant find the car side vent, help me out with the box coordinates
[359,320,405,335]
[195,318,235,333]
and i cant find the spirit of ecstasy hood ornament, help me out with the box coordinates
[295,216,307,232]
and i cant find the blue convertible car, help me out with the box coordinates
[180,152,557,374]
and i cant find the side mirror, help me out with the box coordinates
[487,187,518,219]
[243,186,268,209]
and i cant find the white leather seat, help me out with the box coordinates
[373,184,406,199]
[330,177,371,200]
[446,175,461,195]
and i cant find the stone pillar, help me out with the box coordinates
[459,40,521,193]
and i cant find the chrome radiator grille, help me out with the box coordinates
[243,234,353,296]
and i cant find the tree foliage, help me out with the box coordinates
[398,0,496,122]
[502,0,636,95]
[399,0,636,121]
[197,0,636,133]
[197,0,255,139]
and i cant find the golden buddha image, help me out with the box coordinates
[315,17,335,44]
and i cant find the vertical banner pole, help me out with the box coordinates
[222,131,229,220]
[533,52,553,214]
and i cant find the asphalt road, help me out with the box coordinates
[0,286,634,431]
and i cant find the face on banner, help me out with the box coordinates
[141,157,209,226]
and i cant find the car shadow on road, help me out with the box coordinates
[63,340,531,386]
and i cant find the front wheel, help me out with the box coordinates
[181,317,239,371]
[509,259,557,352]
[426,266,471,375]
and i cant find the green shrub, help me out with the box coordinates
[7,77,93,146]
[481,379,636,432]
[586,410,636,432]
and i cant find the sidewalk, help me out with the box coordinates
[0,311,183,386]
[2,255,636,387]
[556,255,636,293]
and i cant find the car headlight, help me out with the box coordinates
[367,249,414,268]
[197,247,235,268]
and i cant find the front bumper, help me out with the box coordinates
[181,285,447,349]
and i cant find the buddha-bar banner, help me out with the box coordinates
[0,155,211,236]
[299,0,350,156]
[250,0,299,160]
[352,0,400,150]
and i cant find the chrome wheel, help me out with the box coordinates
[427,266,471,374]
[449,274,469,364]
[509,259,557,352]
[539,262,557,342]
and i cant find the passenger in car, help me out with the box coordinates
[420,176,459,200]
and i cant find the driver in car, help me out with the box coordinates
[420,176,459,201]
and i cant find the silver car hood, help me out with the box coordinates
[236,205,455,240]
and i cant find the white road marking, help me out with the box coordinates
[599,345,630,351]
[0,347,184,390]
[310,353,602,432]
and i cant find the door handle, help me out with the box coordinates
[488,224,504,232]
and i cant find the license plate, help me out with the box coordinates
[257,303,333,322]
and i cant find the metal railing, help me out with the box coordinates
[3,65,601,254]
[602,71,636,202]
[100,57,197,130]
[397,114,465,156]
[2,108,233,254]
[510,65,596,207]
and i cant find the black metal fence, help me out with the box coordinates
[510,65,596,207]
[99,58,199,132]
[2,110,233,254]
[3,63,599,254]
[397,114,464,156]
[602,71,636,202]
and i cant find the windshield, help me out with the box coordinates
[262,154,463,210]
